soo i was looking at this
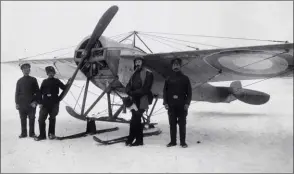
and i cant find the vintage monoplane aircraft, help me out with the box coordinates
[3,5,293,142]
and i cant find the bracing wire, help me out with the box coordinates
[138,31,288,43]
[17,30,290,61]
[18,32,132,61]
[140,34,184,51]
[139,32,223,48]
[20,45,77,60]
[109,31,133,39]
[53,62,82,110]
[74,85,85,110]
[137,33,200,50]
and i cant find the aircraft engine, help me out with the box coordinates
[73,36,105,78]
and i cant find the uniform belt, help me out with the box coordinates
[173,95,178,99]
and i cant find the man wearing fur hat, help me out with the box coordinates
[125,55,154,146]
[35,66,67,141]
[15,63,40,138]
[163,58,192,148]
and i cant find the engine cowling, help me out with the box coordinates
[74,35,145,79]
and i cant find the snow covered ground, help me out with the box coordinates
[1,64,293,173]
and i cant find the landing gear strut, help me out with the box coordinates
[59,80,120,140]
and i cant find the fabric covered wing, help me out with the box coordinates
[2,58,86,80]
[143,43,293,88]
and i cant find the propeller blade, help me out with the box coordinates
[84,5,119,57]
[59,5,119,101]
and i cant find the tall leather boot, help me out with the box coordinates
[35,121,46,141]
[49,117,56,135]
[29,118,36,137]
[19,117,27,138]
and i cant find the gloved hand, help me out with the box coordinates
[30,102,37,108]
[184,104,189,110]
[164,104,169,110]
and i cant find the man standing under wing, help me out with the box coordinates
[35,66,67,141]
[125,55,154,146]
[163,58,192,148]
[15,63,40,138]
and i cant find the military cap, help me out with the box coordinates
[171,58,182,65]
[45,66,56,74]
[20,63,31,70]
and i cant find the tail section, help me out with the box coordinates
[230,81,270,105]
[230,81,242,90]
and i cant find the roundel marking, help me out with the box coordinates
[204,50,290,77]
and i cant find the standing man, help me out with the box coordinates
[15,63,40,138]
[163,58,192,148]
[125,56,154,146]
[35,66,66,141]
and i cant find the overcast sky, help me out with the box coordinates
[1,1,293,62]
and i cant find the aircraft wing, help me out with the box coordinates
[2,58,86,80]
[143,43,293,87]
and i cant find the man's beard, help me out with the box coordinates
[48,74,55,78]
[135,65,142,71]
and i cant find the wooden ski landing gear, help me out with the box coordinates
[63,77,160,140]
[56,127,119,140]
[63,77,159,140]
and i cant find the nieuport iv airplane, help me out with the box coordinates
[4,5,293,140]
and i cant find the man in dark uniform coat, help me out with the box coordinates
[35,66,66,141]
[163,58,192,148]
[125,56,154,146]
[15,63,40,138]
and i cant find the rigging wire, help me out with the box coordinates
[18,32,132,61]
[19,45,77,60]
[74,85,85,110]
[111,33,135,43]
[139,34,184,51]
[137,33,200,50]
[53,62,82,110]
[109,31,133,39]
[138,31,288,43]
[17,30,290,61]
[139,32,223,48]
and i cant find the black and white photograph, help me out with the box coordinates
[1,1,293,173]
